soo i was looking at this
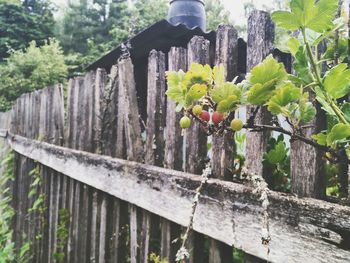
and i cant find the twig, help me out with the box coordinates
[241,168,271,254]
[175,163,211,262]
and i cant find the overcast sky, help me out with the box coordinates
[52,0,277,27]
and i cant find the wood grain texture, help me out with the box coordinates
[7,133,350,263]
[210,24,239,263]
[245,10,274,177]
[118,56,144,263]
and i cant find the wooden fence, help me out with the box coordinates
[1,11,350,263]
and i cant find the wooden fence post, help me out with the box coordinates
[140,50,167,262]
[245,10,274,177]
[209,24,239,263]
[118,56,144,263]
[186,35,210,263]
[163,46,187,261]
[244,10,275,263]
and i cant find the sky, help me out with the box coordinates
[52,0,278,27]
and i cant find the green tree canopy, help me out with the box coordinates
[0,0,55,61]
[0,39,67,111]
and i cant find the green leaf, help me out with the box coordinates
[326,123,350,147]
[183,63,212,87]
[287,37,300,56]
[341,102,350,123]
[264,141,287,165]
[246,55,287,105]
[314,86,336,116]
[248,55,287,86]
[293,46,313,84]
[272,11,300,30]
[210,83,241,104]
[185,83,207,106]
[295,92,316,123]
[217,95,239,113]
[272,0,338,33]
[312,132,327,146]
[306,0,338,33]
[213,64,225,86]
[267,83,301,115]
[323,63,350,99]
[166,70,186,105]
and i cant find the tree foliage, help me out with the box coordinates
[0,39,67,111]
[0,0,55,61]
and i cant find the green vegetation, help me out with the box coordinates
[0,151,15,262]
[0,39,68,111]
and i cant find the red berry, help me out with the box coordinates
[199,111,210,122]
[212,111,224,125]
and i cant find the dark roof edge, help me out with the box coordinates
[85,19,216,71]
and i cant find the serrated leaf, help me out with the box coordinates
[272,0,338,33]
[267,83,301,115]
[183,63,212,87]
[166,86,185,105]
[166,70,186,105]
[323,38,348,62]
[217,95,239,113]
[248,55,287,86]
[306,0,338,33]
[185,83,207,106]
[326,123,350,147]
[272,11,300,30]
[213,64,225,86]
[323,63,350,99]
[287,37,300,56]
[294,92,316,123]
[314,86,336,116]
[293,46,313,84]
[312,132,327,145]
[264,141,287,165]
[210,83,240,103]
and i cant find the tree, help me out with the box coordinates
[205,0,232,30]
[0,39,68,111]
[0,0,55,61]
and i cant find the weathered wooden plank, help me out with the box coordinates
[164,47,186,172]
[186,36,210,175]
[141,50,167,262]
[8,134,350,263]
[209,24,239,263]
[118,57,144,263]
[245,10,274,177]
[118,57,144,163]
[163,46,187,261]
[9,136,350,262]
[186,35,210,263]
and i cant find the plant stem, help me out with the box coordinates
[301,28,348,124]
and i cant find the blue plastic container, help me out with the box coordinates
[167,0,206,31]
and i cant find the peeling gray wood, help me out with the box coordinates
[186,36,210,174]
[187,35,210,263]
[163,46,187,261]
[118,57,144,162]
[8,134,350,262]
[210,23,239,263]
[118,57,144,262]
[245,10,274,177]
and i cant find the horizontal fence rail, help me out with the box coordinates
[2,132,350,262]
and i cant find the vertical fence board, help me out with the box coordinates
[245,11,275,178]
[164,46,187,261]
[209,24,238,263]
[118,57,144,263]
[142,50,167,262]
[187,35,210,263]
